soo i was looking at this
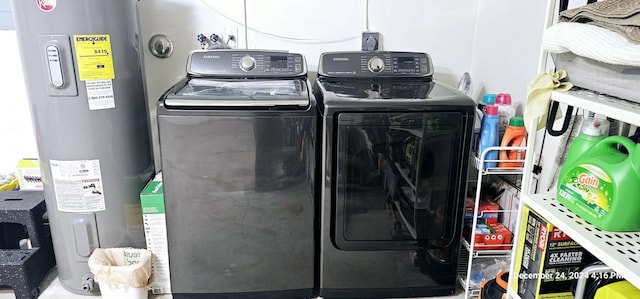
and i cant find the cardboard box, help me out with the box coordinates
[140,172,171,294]
[471,222,513,250]
[465,198,500,225]
[513,206,598,299]
[16,159,43,190]
[495,180,521,233]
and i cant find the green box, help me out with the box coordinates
[141,174,165,214]
[140,172,171,294]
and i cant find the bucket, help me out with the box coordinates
[88,248,152,299]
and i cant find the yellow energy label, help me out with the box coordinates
[73,34,115,81]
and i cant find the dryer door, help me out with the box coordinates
[332,111,468,250]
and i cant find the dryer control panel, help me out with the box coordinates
[187,50,307,77]
[318,51,433,78]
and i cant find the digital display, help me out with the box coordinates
[397,57,416,69]
[270,56,289,68]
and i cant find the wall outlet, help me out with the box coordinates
[362,32,380,51]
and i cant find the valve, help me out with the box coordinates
[207,32,230,49]
[210,33,220,43]
[81,274,95,292]
[197,33,207,49]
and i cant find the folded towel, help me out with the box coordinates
[524,70,573,132]
[543,22,640,67]
[560,0,640,44]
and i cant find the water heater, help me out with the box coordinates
[10,0,154,294]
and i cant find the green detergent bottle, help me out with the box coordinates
[559,118,610,180]
[557,135,640,231]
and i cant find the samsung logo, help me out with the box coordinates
[203,55,220,59]
[333,57,349,61]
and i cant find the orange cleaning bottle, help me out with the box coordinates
[498,117,526,168]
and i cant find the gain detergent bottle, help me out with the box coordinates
[558,118,609,181]
[557,135,640,231]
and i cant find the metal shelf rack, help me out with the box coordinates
[460,146,525,298]
[506,88,640,298]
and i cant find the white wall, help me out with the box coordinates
[0,30,38,173]
[139,0,478,84]
[0,0,13,30]
[468,0,549,115]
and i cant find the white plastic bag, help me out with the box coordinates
[88,248,152,299]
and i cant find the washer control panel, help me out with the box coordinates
[318,51,433,78]
[187,50,307,77]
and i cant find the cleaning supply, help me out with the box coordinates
[560,118,610,180]
[479,105,500,170]
[557,135,640,231]
[473,94,498,154]
[495,93,516,134]
[476,94,497,128]
[477,93,497,115]
[498,117,527,168]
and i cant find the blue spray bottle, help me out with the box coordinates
[479,105,499,170]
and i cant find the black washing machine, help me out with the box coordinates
[314,51,475,298]
[157,50,316,298]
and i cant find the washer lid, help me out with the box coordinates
[165,78,309,107]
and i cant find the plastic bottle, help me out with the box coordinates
[495,93,516,135]
[498,117,527,168]
[479,105,500,170]
[475,94,497,133]
[557,134,640,231]
[473,94,498,155]
[477,94,497,115]
[562,118,610,171]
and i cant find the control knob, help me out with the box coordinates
[367,56,385,73]
[239,56,256,72]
